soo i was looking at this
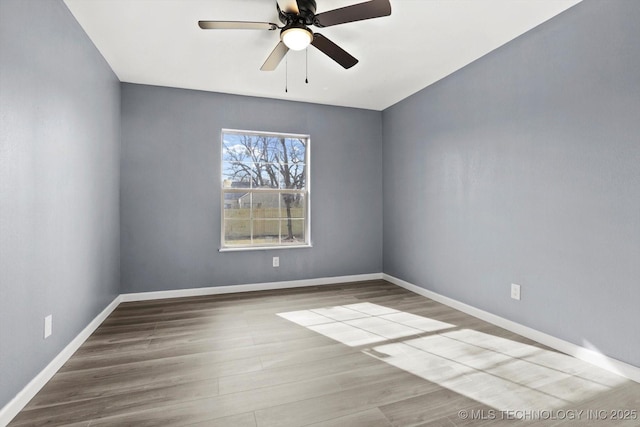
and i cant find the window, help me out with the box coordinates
[221,129,310,250]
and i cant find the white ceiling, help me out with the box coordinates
[64,0,581,111]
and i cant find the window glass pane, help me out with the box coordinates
[252,165,281,189]
[281,138,306,164]
[252,193,280,218]
[280,193,305,219]
[280,219,305,244]
[223,192,251,218]
[224,219,251,245]
[279,163,306,189]
[252,219,280,245]
[222,162,251,188]
[264,137,282,160]
[223,136,251,162]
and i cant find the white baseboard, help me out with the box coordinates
[383,273,640,384]
[120,273,383,302]
[0,295,122,427]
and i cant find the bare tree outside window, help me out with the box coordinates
[221,130,309,249]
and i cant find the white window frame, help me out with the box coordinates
[220,129,311,251]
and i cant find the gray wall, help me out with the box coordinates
[120,84,382,293]
[0,0,121,409]
[382,0,639,367]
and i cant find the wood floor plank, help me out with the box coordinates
[218,351,379,395]
[85,375,344,426]
[58,334,257,372]
[26,356,261,409]
[182,411,257,427]
[8,280,640,426]
[10,377,220,426]
[253,372,437,426]
[305,408,392,427]
[416,418,459,427]
[258,339,360,370]
[379,388,484,426]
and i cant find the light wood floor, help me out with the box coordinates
[9,280,640,426]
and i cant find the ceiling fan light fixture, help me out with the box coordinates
[199,0,392,70]
[281,26,313,51]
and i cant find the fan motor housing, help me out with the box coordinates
[278,0,317,25]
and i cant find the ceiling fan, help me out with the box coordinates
[198,0,392,71]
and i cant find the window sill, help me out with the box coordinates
[219,244,312,253]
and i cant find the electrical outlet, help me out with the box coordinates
[273,256,279,268]
[511,284,521,301]
[44,315,53,339]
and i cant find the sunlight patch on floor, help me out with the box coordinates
[278,302,455,346]
[277,303,627,412]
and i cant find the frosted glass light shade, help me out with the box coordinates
[282,27,313,51]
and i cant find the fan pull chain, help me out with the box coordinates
[305,48,309,84]
[285,55,288,93]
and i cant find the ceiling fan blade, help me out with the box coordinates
[261,41,290,71]
[314,0,391,28]
[311,33,358,69]
[276,0,299,14]
[198,21,278,30]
